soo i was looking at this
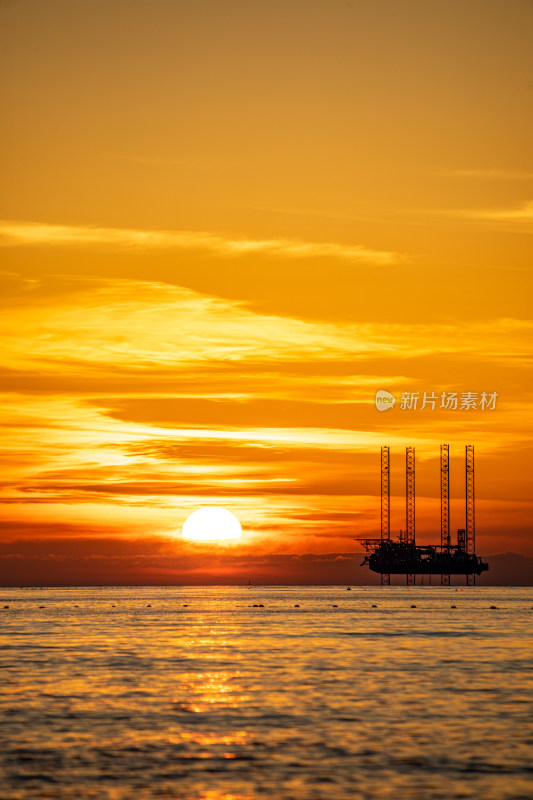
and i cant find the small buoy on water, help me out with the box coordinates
[183,604,188,607]
[372,604,377,608]
[258,604,264,607]
[332,604,338,607]
[489,605,498,609]
[451,605,457,608]
[294,604,300,608]
[411,604,417,608]
[3,605,8,609]
[146,604,151,607]
[346,587,351,591]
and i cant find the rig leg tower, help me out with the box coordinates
[440,444,450,585]
[380,446,391,585]
[406,446,415,585]
[465,444,476,585]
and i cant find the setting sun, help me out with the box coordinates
[182,507,243,542]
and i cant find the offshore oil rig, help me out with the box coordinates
[358,445,488,586]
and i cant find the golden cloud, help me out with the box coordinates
[0,220,402,264]
[1,276,531,377]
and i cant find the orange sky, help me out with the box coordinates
[1,0,532,584]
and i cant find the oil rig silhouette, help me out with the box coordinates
[358,445,488,586]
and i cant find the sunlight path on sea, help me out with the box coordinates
[1,586,532,799]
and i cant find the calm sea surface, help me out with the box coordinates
[1,585,532,800]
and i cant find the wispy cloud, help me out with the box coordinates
[0,277,386,371]
[456,201,533,222]
[105,152,227,171]
[444,169,533,180]
[1,276,532,379]
[408,200,533,230]
[436,201,533,228]
[1,276,531,377]
[0,220,402,265]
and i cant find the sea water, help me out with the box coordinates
[1,585,532,800]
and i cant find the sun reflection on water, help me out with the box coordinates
[1,586,531,800]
